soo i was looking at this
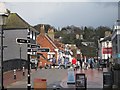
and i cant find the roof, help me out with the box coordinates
[45,34,58,49]
[30,26,39,33]
[3,13,30,30]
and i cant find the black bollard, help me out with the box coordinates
[23,67,25,76]
[13,69,16,79]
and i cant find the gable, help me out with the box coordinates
[3,13,30,30]
[37,34,57,51]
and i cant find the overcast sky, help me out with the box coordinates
[4,1,119,29]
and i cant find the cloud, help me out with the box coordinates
[5,2,118,28]
[1,0,120,2]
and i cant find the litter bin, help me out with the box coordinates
[75,73,87,90]
[34,78,47,90]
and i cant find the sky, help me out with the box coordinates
[2,0,119,29]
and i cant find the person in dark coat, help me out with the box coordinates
[52,55,56,68]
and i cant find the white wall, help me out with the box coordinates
[3,29,28,61]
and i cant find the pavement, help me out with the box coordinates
[5,68,68,89]
[60,68,108,89]
[3,68,108,89]
[3,69,36,88]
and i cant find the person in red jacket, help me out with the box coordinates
[72,57,77,70]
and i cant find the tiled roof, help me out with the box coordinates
[3,13,30,30]
[45,34,58,49]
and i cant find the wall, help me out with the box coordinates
[3,29,28,61]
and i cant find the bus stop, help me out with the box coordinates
[75,73,87,90]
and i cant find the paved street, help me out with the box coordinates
[61,69,104,89]
[6,69,68,89]
[5,68,106,89]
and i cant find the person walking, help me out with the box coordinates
[77,55,82,70]
[58,56,62,69]
[72,57,77,70]
[52,55,56,68]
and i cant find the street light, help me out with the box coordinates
[106,40,109,67]
[0,13,8,90]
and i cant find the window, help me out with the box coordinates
[33,32,35,40]
[30,31,32,39]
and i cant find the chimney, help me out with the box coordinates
[47,27,54,41]
[105,31,111,37]
[40,24,45,35]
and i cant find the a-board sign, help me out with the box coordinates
[103,72,113,88]
[75,73,86,88]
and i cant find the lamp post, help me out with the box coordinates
[0,14,8,89]
[106,40,109,67]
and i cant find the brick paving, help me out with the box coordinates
[60,68,105,89]
[4,68,106,89]
[3,69,36,88]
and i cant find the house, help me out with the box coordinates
[1,12,39,71]
[36,25,59,67]
[98,36,112,66]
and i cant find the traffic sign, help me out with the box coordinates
[38,48,49,52]
[16,38,28,44]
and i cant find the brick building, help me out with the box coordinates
[36,25,59,67]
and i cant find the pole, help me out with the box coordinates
[20,44,22,69]
[107,41,109,67]
[1,25,4,89]
[27,29,31,90]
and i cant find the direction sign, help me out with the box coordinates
[31,48,37,52]
[16,38,28,44]
[38,48,49,52]
[31,44,37,48]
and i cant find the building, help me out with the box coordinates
[1,13,39,71]
[36,25,59,67]
[111,19,120,88]
[98,36,112,64]
[111,20,120,64]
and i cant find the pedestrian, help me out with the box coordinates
[90,58,93,69]
[79,59,83,70]
[77,55,81,69]
[52,55,56,68]
[58,56,62,69]
[72,57,77,70]
[64,57,68,69]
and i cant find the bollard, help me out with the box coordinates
[13,69,16,79]
[40,62,42,69]
[35,64,37,71]
[45,63,47,69]
[23,67,25,76]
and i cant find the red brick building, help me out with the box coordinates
[36,25,59,67]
